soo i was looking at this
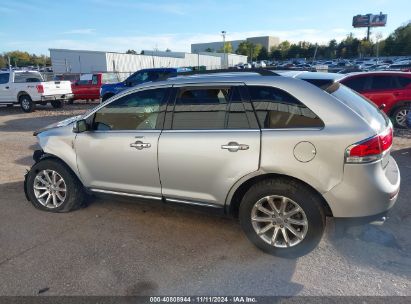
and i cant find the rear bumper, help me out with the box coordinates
[323,155,400,218]
[41,93,74,101]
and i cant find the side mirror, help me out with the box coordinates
[73,119,88,133]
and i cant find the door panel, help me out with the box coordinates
[158,130,260,205]
[158,84,260,205]
[75,131,161,195]
[75,86,169,196]
[0,73,11,102]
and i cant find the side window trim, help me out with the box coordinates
[245,85,324,130]
[88,86,170,132]
[163,83,255,131]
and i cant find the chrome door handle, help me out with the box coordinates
[221,141,249,152]
[130,140,151,150]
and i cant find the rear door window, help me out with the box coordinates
[370,76,398,90]
[397,76,411,88]
[167,86,256,130]
[342,76,369,91]
[247,86,324,129]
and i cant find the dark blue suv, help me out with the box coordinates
[100,67,190,102]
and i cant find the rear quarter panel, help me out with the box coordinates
[243,78,376,195]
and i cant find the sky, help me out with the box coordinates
[0,0,410,55]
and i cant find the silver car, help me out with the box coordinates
[24,70,400,257]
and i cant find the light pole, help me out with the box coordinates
[221,30,226,69]
[375,32,383,62]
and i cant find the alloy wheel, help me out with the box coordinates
[251,195,308,248]
[395,108,409,127]
[33,170,67,208]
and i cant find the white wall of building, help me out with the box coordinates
[50,49,107,74]
[50,49,246,74]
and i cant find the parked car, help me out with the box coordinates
[24,70,399,257]
[100,68,190,102]
[0,70,73,112]
[70,73,120,104]
[339,72,411,127]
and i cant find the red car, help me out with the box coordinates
[340,72,411,127]
[70,73,119,103]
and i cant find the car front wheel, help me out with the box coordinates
[26,159,85,212]
[239,178,325,258]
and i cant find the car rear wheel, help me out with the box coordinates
[19,95,35,113]
[26,159,86,212]
[51,100,64,108]
[239,178,325,258]
[392,105,410,128]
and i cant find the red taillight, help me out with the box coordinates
[36,84,44,93]
[346,127,392,163]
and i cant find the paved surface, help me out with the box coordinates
[0,102,410,296]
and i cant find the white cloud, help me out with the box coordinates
[90,0,187,15]
[62,28,96,35]
[3,27,383,55]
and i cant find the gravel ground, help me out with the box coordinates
[0,102,410,296]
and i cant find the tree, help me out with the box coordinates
[257,47,268,60]
[251,43,262,61]
[269,47,282,60]
[165,48,172,52]
[277,41,291,59]
[219,42,233,54]
[235,41,249,56]
[359,39,373,57]
[126,49,137,55]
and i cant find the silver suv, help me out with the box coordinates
[24,70,400,257]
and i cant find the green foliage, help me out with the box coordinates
[235,41,249,56]
[235,41,262,61]
[126,49,137,54]
[257,47,269,60]
[382,22,411,56]
[250,22,411,61]
[0,51,51,68]
[219,42,233,53]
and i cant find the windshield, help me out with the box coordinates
[326,82,389,132]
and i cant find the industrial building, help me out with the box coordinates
[50,49,247,75]
[191,36,280,53]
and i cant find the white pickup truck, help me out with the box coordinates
[0,70,73,112]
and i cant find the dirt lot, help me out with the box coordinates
[0,102,410,296]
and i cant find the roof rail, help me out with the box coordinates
[178,68,279,77]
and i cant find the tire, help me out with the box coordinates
[19,95,35,113]
[102,94,114,102]
[67,99,74,105]
[239,178,325,258]
[26,158,86,212]
[51,100,64,108]
[392,105,410,128]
